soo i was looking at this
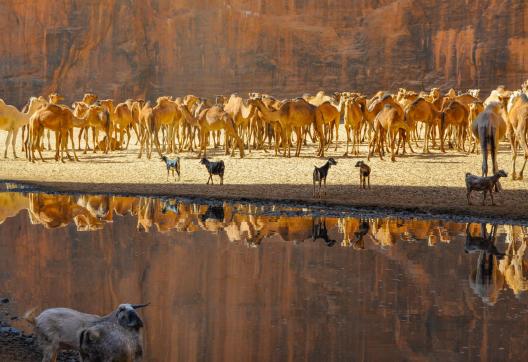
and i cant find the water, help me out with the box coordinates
[0,188,527,361]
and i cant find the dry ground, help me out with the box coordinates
[0,126,527,221]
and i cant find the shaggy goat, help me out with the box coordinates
[26,303,148,362]
[79,322,143,362]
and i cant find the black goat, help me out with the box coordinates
[313,158,337,197]
[200,158,225,185]
[161,155,181,180]
[355,161,371,189]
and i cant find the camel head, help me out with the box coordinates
[82,93,98,105]
[48,93,64,104]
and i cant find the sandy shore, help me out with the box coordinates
[0,126,527,221]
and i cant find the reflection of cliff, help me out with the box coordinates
[1,1,527,106]
[2,195,528,360]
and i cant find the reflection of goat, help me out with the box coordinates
[200,205,224,222]
[353,220,370,250]
[161,199,179,214]
[312,217,336,247]
[466,223,505,305]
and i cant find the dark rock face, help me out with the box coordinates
[0,0,527,106]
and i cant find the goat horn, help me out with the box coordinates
[131,302,150,309]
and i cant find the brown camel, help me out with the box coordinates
[151,97,181,154]
[179,103,245,158]
[73,102,111,154]
[368,102,411,162]
[440,100,469,152]
[506,93,528,180]
[316,100,341,151]
[26,104,79,162]
[405,97,442,153]
[248,98,325,157]
[471,101,507,178]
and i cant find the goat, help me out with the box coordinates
[313,157,337,197]
[465,170,507,205]
[25,303,148,362]
[161,155,181,180]
[79,322,143,362]
[355,161,371,189]
[200,158,225,185]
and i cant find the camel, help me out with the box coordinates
[0,96,47,158]
[81,93,98,105]
[405,97,442,153]
[73,102,111,154]
[224,94,257,151]
[304,91,334,107]
[179,103,245,158]
[471,101,507,178]
[440,100,469,152]
[137,102,162,159]
[505,93,528,180]
[248,98,325,157]
[151,97,181,154]
[483,86,511,106]
[26,103,79,162]
[368,102,411,162]
[468,101,485,153]
[317,101,341,151]
[343,96,364,156]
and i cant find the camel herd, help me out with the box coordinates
[1,82,527,180]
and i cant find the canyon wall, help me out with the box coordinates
[0,0,527,106]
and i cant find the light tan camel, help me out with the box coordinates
[224,94,257,151]
[506,93,528,180]
[343,96,364,156]
[0,96,47,158]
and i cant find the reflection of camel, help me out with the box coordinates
[499,226,528,296]
[466,223,505,305]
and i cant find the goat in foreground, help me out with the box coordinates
[80,321,143,362]
[313,157,337,197]
[355,161,371,189]
[200,158,225,185]
[465,170,507,205]
[161,155,181,180]
[25,303,148,362]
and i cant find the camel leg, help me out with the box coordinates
[344,127,350,156]
[69,129,79,161]
[47,129,52,151]
[4,130,12,158]
[21,125,26,152]
[390,130,396,162]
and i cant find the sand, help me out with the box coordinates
[0,126,527,221]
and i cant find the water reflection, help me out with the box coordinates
[1,190,528,361]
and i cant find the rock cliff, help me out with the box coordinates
[0,0,527,106]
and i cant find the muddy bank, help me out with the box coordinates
[1,128,527,222]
